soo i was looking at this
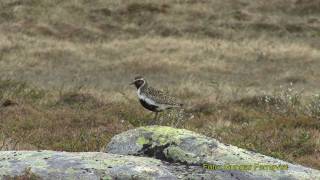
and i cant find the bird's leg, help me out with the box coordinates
[156,112,159,121]
[159,112,164,125]
[152,112,158,125]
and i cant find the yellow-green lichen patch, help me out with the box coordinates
[31,159,49,170]
[100,176,113,180]
[81,157,127,170]
[0,151,175,179]
[142,126,199,138]
[139,126,215,157]
[80,153,162,170]
[140,126,200,145]
[136,136,150,146]
[165,146,200,164]
[8,151,50,170]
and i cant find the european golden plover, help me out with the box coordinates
[130,76,183,123]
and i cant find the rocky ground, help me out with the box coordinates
[1,126,319,179]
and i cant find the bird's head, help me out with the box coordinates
[130,76,146,89]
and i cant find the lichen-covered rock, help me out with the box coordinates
[1,126,319,180]
[0,150,175,180]
[105,126,320,180]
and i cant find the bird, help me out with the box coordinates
[130,76,183,124]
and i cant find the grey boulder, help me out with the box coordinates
[106,126,320,180]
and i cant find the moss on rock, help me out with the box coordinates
[106,125,320,180]
[0,151,175,180]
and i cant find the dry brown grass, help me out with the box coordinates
[0,0,320,169]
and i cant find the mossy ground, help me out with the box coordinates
[0,0,319,169]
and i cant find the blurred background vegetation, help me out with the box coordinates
[0,0,319,169]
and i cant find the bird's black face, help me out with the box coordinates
[130,77,145,89]
[133,79,144,89]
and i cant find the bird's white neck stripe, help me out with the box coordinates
[137,80,145,94]
[137,82,159,107]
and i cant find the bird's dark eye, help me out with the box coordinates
[137,80,144,85]
[133,79,144,89]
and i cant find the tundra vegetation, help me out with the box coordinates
[0,0,319,169]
